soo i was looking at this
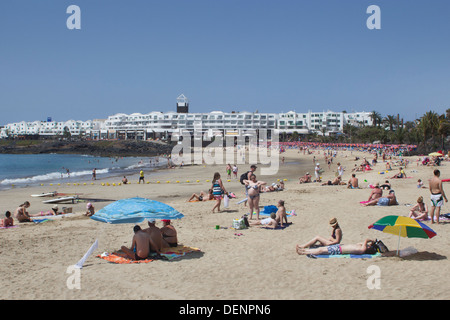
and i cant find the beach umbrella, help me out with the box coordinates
[429,152,443,157]
[90,197,184,224]
[368,215,436,255]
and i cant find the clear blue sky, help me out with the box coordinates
[1,0,449,124]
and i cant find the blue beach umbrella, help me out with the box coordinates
[90,197,184,224]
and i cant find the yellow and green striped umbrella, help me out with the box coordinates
[369,215,436,255]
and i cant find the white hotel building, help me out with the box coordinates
[0,95,373,140]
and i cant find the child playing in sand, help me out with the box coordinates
[85,203,95,217]
[0,211,14,227]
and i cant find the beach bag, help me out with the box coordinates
[233,218,247,230]
[375,239,389,253]
[223,194,229,208]
[240,171,251,185]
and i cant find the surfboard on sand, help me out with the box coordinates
[42,196,79,204]
[31,191,58,198]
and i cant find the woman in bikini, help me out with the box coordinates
[243,174,266,220]
[297,217,343,249]
[14,201,32,223]
[408,196,429,220]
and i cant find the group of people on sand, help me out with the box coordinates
[248,200,290,229]
[121,219,178,260]
[362,183,398,206]
[295,217,388,256]
[5,201,95,224]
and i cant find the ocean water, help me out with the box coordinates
[0,154,165,190]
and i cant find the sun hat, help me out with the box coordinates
[329,218,338,227]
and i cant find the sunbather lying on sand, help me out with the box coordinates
[296,238,376,256]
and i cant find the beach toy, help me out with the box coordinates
[215,225,220,230]
[176,181,180,183]
[196,180,200,182]
[227,179,231,182]
[283,179,287,181]
[166,181,170,183]
[364,179,367,182]
[186,180,190,183]
[156,181,160,183]
[118,183,121,186]
[206,180,210,182]
[84,183,87,185]
[101,183,105,186]
[112,183,116,186]
[50,183,53,186]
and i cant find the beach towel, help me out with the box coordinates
[0,225,18,230]
[97,245,201,264]
[33,218,51,224]
[307,252,382,259]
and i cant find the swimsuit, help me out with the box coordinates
[327,244,342,255]
[431,193,444,207]
[377,197,390,206]
[260,218,272,225]
[134,253,147,261]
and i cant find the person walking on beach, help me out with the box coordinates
[211,172,227,213]
[429,169,448,224]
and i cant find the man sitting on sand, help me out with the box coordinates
[122,176,128,184]
[391,167,407,179]
[143,219,165,252]
[362,190,398,206]
[296,238,377,256]
[321,175,346,186]
[0,211,14,228]
[299,172,312,184]
[14,201,32,223]
[275,200,289,227]
[161,219,178,248]
[121,225,157,261]
[347,174,359,189]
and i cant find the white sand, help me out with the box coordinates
[1,148,449,300]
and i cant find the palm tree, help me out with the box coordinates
[383,115,397,131]
[369,111,382,127]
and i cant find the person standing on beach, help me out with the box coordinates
[429,169,448,224]
[314,163,321,182]
[92,168,96,180]
[138,170,145,184]
[241,165,257,207]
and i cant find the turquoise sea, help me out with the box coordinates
[0,154,164,190]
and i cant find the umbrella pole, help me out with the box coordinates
[397,226,401,256]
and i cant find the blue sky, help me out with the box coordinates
[1,0,449,124]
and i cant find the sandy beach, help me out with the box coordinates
[1,148,449,300]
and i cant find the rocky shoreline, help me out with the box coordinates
[0,140,175,157]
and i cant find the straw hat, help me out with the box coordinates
[52,205,58,210]
[329,218,338,227]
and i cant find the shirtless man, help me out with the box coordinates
[347,174,359,189]
[14,201,32,223]
[143,219,164,252]
[429,169,448,224]
[275,200,288,227]
[121,225,156,260]
[160,219,178,247]
[296,239,376,256]
[299,172,312,184]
